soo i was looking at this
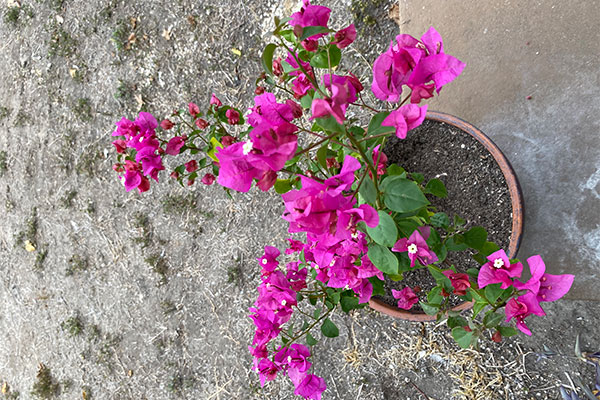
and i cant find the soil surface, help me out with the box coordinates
[0,1,597,399]
[375,118,513,310]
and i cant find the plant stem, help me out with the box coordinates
[295,131,339,157]
[283,307,334,349]
[345,128,382,208]
[277,37,327,98]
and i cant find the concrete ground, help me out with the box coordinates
[0,0,598,399]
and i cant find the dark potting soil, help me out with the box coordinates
[375,118,513,312]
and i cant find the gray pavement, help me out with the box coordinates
[398,0,600,301]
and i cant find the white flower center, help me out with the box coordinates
[351,232,358,239]
[139,135,144,142]
[281,300,287,306]
[408,244,418,254]
[493,258,504,269]
[242,140,253,155]
[287,356,292,363]
[261,258,268,265]
[329,259,335,267]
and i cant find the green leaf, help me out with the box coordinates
[498,326,518,337]
[420,301,439,316]
[313,309,321,319]
[425,178,447,198]
[368,277,385,297]
[261,43,276,75]
[427,286,443,305]
[447,316,468,329]
[386,164,405,176]
[463,227,488,250]
[310,45,341,69]
[446,235,468,252]
[316,145,328,169]
[430,212,450,229]
[314,115,345,134]
[359,176,377,205]
[428,266,452,291]
[452,327,474,349]
[381,176,430,213]
[300,26,332,41]
[484,283,503,304]
[479,241,501,257]
[466,268,480,281]
[472,301,487,318]
[367,244,398,275]
[453,214,466,227]
[207,137,223,162]
[340,295,360,311]
[472,252,487,265]
[329,291,341,305]
[410,172,425,184]
[396,219,420,238]
[274,179,292,194]
[321,318,339,338]
[300,93,313,109]
[366,211,398,247]
[306,332,318,346]
[483,311,504,328]
[367,112,394,136]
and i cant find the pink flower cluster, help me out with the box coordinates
[111,112,165,192]
[372,28,465,139]
[282,156,383,303]
[311,73,363,124]
[249,247,326,400]
[216,93,301,192]
[478,250,574,335]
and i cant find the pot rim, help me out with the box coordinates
[368,110,524,322]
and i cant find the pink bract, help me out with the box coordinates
[477,249,523,289]
[332,24,356,49]
[289,4,331,40]
[165,136,185,155]
[392,287,419,310]
[382,104,428,139]
[294,374,327,400]
[391,227,438,267]
[514,255,574,302]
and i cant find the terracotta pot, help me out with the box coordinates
[368,110,524,322]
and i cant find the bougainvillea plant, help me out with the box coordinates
[110,2,574,398]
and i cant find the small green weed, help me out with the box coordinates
[145,253,168,284]
[75,147,102,177]
[161,194,197,214]
[48,25,77,58]
[14,207,38,250]
[0,106,9,120]
[66,254,88,276]
[34,248,48,270]
[13,110,30,127]
[30,364,59,399]
[159,300,177,315]
[114,79,134,101]
[60,190,77,208]
[0,150,7,177]
[72,98,92,121]
[61,316,83,337]
[133,212,152,247]
[167,373,195,394]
